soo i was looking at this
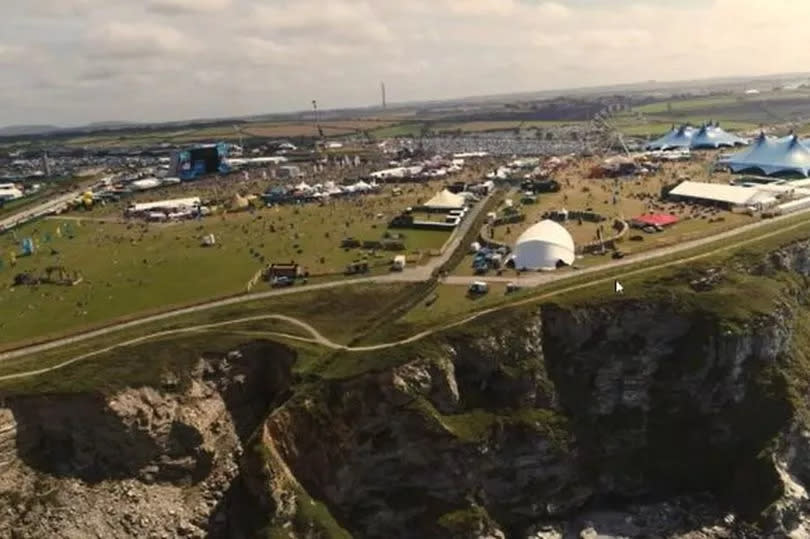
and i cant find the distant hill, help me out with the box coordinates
[83,121,140,130]
[0,124,61,136]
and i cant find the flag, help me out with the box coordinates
[55,225,62,238]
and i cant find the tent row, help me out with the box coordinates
[646,123,748,151]
[718,134,810,178]
[292,179,378,194]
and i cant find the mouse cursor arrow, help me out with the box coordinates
[614,280,624,295]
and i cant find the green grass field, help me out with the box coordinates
[627,91,810,133]
[6,203,810,393]
[0,281,420,393]
[0,284,422,394]
[635,96,743,115]
[0,185,452,346]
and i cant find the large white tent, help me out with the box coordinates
[424,189,465,210]
[669,181,778,209]
[0,184,23,201]
[512,220,575,270]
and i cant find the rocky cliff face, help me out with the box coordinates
[6,241,810,538]
[0,341,294,539]
[251,240,810,538]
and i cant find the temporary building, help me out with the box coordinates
[130,178,161,191]
[370,166,422,180]
[130,197,200,214]
[423,189,465,210]
[719,134,810,177]
[512,220,576,270]
[690,124,747,149]
[645,126,697,151]
[0,185,23,201]
[668,181,777,209]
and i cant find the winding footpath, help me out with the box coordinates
[4,191,810,381]
[0,191,490,364]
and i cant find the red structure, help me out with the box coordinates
[632,214,680,227]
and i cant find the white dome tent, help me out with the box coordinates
[512,220,575,270]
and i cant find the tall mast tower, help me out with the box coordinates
[381,82,386,110]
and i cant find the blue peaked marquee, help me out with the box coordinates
[718,133,810,177]
[646,123,748,151]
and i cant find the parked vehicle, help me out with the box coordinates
[391,255,407,271]
[271,276,295,287]
[468,281,489,295]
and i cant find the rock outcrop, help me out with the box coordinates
[8,240,810,538]
[0,340,294,538]
[250,240,810,538]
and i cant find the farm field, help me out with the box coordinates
[368,122,426,139]
[60,119,398,148]
[628,90,810,131]
[243,119,395,138]
[0,184,453,345]
[617,120,759,137]
[435,120,585,134]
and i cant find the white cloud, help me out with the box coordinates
[86,21,199,59]
[251,1,393,44]
[147,0,231,15]
[2,0,810,126]
[0,45,27,64]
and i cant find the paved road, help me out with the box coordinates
[5,207,806,382]
[0,189,88,231]
[3,190,810,373]
[387,190,490,281]
[445,208,810,287]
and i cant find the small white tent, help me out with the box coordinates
[352,180,372,192]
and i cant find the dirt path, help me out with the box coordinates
[3,208,810,382]
[3,193,810,381]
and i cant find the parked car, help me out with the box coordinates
[468,281,489,295]
[271,276,295,287]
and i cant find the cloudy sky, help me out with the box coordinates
[2,0,808,127]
